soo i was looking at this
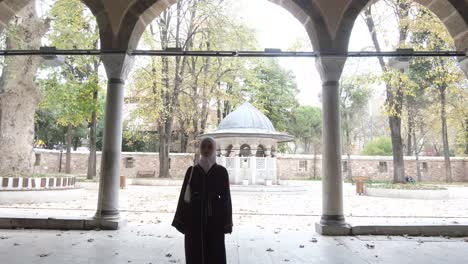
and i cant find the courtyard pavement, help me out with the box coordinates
[1,181,468,263]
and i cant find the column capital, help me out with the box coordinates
[315,56,347,83]
[101,53,135,82]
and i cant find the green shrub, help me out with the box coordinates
[362,136,392,156]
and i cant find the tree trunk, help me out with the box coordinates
[157,1,198,177]
[439,87,452,183]
[87,95,97,179]
[159,123,171,178]
[389,115,405,183]
[406,107,414,156]
[180,131,188,153]
[65,123,73,174]
[413,126,422,182]
[86,30,100,180]
[0,3,48,177]
[344,112,352,181]
[346,153,352,181]
[364,6,406,183]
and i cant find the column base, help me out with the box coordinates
[92,217,127,230]
[316,215,351,236]
[94,209,120,221]
[93,210,126,230]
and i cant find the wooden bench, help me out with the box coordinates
[136,171,156,178]
[352,176,370,195]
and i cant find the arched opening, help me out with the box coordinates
[0,0,104,219]
[256,144,266,157]
[117,0,331,52]
[343,0,468,222]
[225,144,233,157]
[239,144,252,157]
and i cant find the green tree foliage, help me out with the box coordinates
[37,0,102,176]
[35,110,66,148]
[288,106,321,154]
[339,74,373,180]
[245,58,299,132]
[399,6,466,182]
[340,75,373,153]
[40,76,98,127]
[362,137,393,156]
[362,0,467,183]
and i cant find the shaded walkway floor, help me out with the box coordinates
[0,212,468,264]
[1,182,468,263]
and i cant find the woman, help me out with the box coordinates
[172,137,233,264]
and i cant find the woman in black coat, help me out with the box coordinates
[172,137,233,264]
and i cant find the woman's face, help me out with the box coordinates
[200,140,214,158]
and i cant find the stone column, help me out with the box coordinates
[95,54,134,221]
[232,144,240,184]
[264,147,271,157]
[315,57,350,235]
[219,145,227,167]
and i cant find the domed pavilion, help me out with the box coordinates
[201,102,293,185]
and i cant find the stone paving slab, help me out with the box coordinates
[0,213,467,264]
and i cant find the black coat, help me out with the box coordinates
[172,164,233,264]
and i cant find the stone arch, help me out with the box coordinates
[256,144,266,157]
[110,0,334,51]
[225,144,233,157]
[340,0,468,51]
[239,144,251,157]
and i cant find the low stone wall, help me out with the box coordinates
[0,176,76,191]
[277,155,468,182]
[364,187,450,200]
[33,149,468,182]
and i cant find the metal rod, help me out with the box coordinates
[0,49,465,58]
